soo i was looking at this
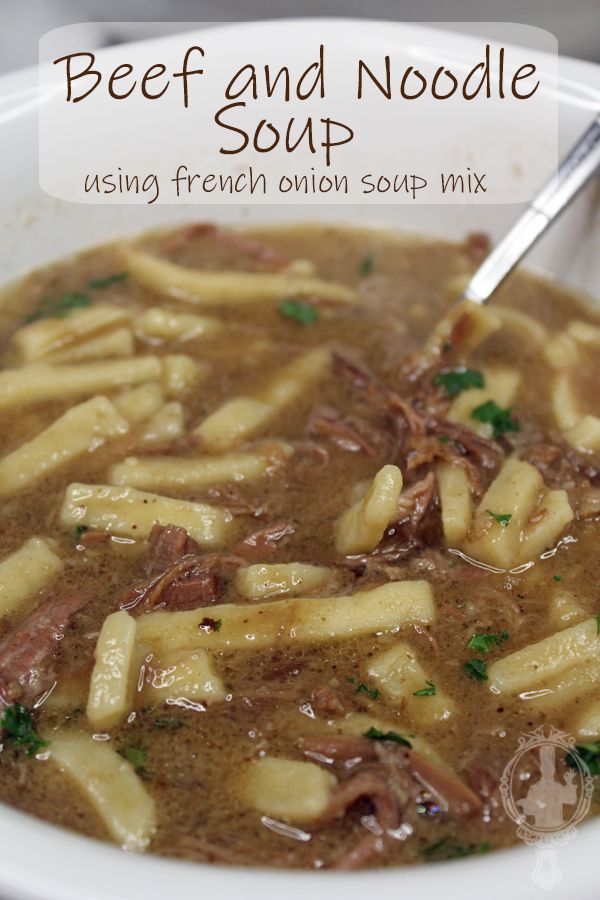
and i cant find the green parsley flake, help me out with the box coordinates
[278,298,318,325]
[596,613,600,635]
[199,616,222,633]
[356,682,379,700]
[434,368,485,399]
[463,659,488,681]
[467,631,509,654]
[153,718,183,731]
[24,292,92,324]
[412,680,437,697]
[554,575,562,582]
[486,510,512,527]
[0,703,49,757]
[88,272,129,289]
[73,524,88,541]
[118,745,147,772]
[358,253,374,277]
[363,726,412,747]
[420,837,491,861]
[470,400,520,440]
[349,676,379,699]
[566,741,600,776]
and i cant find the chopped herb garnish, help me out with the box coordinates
[554,574,562,582]
[596,613,600,635]
[419,836,491,861]
[199,617,222,633]
[278,298,318,325]
[358,253,374,277]
[348,676,379,699]
[486,510,512,527]
[470,400,520,440]
[356,682,380,700]
[441,340,451,354]
[24,292,92,324]
[566,741,600,775]
[118,745,147,772]
[89,272,128,289]
[434,368,485,399]
[438,435,451,445]
[413,680,437,697]
[463,659,488,681]
[0,703,49,757]
[467,631,509,654]
[73,524,88,541]
[363,726,412,747]
[153,717,183,731]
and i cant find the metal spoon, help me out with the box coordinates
[463,112,600,306]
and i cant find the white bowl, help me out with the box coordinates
[1,19,600,900]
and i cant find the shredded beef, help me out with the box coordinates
[301,734,481,868]
[145,523,202,578]
[462,231,492,263]
[520,440,600,490]
[235,520,296,559]
[161,223,291,270]
[122,524,244,613]
[370,473,441,561]
[308,406,394,459]
[0,592,87,709]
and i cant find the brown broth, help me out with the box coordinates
[0,223,599,869]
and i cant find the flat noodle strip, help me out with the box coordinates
[59,483,231,547]
[234,562,336,599]
[487,617,600,694]
[242,758,337,823]
[135,581,434,654]
[436,462,471,544]
[161,355,204,396]
[0,357,162,410]
[108,442,293,492]
[448,367,521,438]
[462,458,573,569]
[425,299,500,355]
[140,648,226,705]
[47,731,156,851]
[573,700,600,739]
[551,373,600,452]
[0,537,63,619]
[552,372,582,431]
[43,327,134,363]
[0,396,129,496]
[563,415,600,453]
[195,348,331,452]
[568,320,600,347]
[113,383,164,423]
[139,402,185,445]
[87,610,138,730]
[366,642,455,724]
[124,248,359,305]
[135,307,222,341]
[335,464,403,554]
[522,658,600,712]
[12,305,131,362]
[493,307,547,346]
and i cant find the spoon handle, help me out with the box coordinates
[463,112,600,306]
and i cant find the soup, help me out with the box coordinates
[0,223,599,870]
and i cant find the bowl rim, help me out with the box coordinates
[1,17,600,900]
